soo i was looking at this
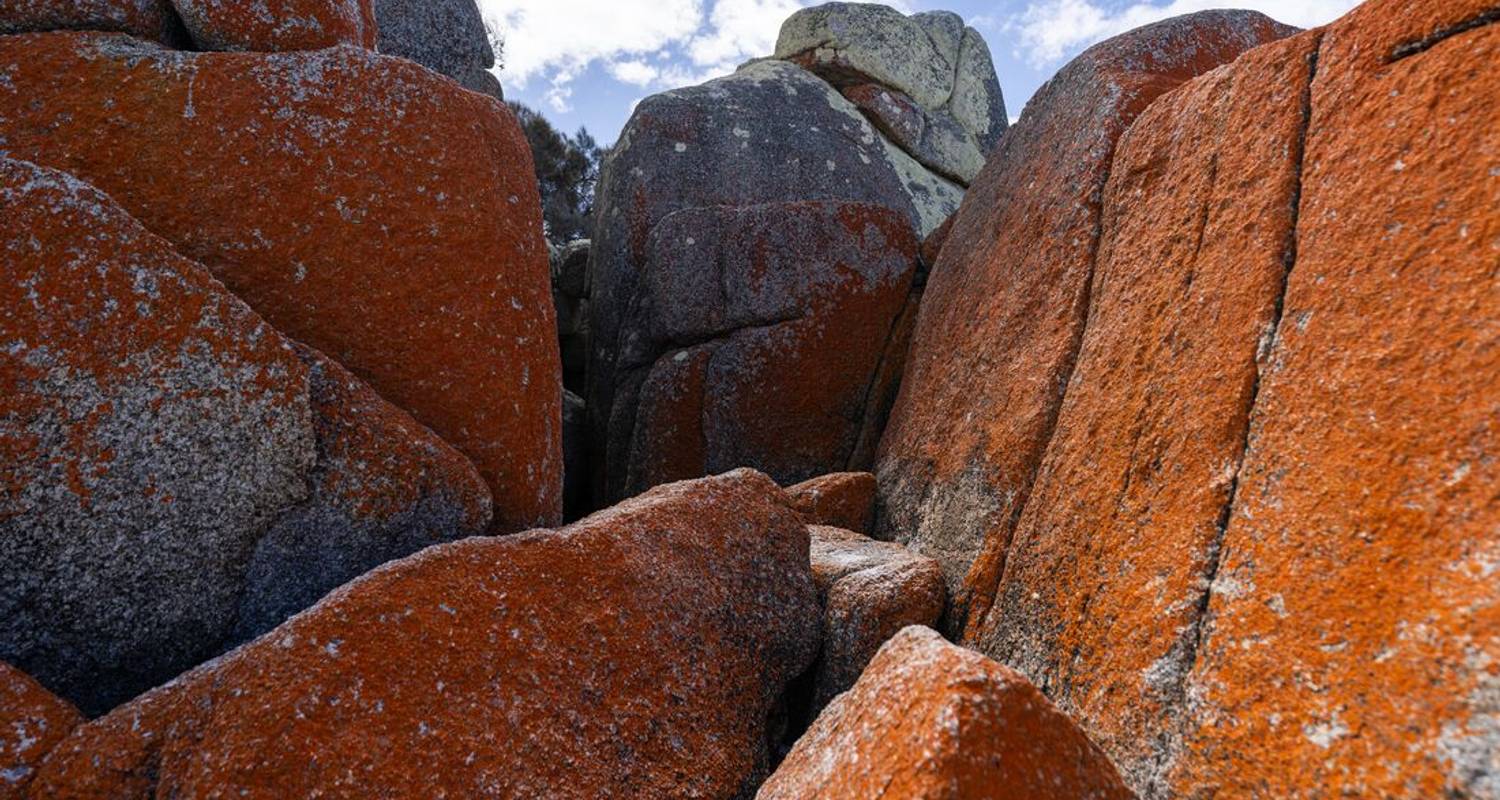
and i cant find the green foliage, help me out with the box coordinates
[509,102,607,247]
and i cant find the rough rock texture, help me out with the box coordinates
[0,157,491,715]
[774,4,1006,184]
[30,470,822,799]
[1,662,84,798]
[594,200,917,502]
[0,0,181,43]
[170,0,377,52]
[1161,2,1500,796]
[786,472,876,534]
[963,32,1323,790]
[372,0,502,100]
[759,626,1134,800]
[0,33,560,532]
[807,527,943,710]
[875,11,1298,638]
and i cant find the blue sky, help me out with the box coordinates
[482,0,1362,144]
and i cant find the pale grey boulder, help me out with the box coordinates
[372,0,503,100]
[774,2,1007,184]
[0,158,491,715]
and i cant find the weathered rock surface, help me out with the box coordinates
[1,662,83,798]
[965,31,1322,789]
[0,0,181,43]
[786,472,876,534]
[170,0,376,51]
[30,470,822,799]
[875,11,1298,638]
[595,200,917,502]
[372,0,502,99]
[759,626,1134,800]
[0,33,560,532]
[807,527,943,709]
[775,4,1006,184]
[1161,1,1500,796]
[0,157,491,715]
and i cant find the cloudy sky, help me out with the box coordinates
[482,0,1362,143]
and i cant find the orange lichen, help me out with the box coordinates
[1168,0,1500,794]
[0,33,559,531]
[761,626,1135,800]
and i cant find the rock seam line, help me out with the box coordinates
[1152,30,1326,792]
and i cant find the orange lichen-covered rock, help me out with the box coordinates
[0,33,560,532]
[606,201,917,502]
[30,470,822,798]
[807,527,943,710]
[759,626,1134,800]
[786,473,877,534]
[0,0,180,43]
[874,11,1297,637]
[0,157,490,716]
[1,662,83,799]
[967,31,1322,790]
[171,0,378,51]
[1164,1,1500,796]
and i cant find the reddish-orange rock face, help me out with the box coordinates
[1163,1,1500,795]
[0,33,560,532]
[760,626,1135,800]
[1,663,83,798]
[0,0,180,42]
[874,11,1298,637]
[786,473,877,534]
[172,0,378,51]
[968,31,1322,789]
[30,470,822,799]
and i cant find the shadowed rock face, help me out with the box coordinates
[874,10,1298,639]
[759,626,1135,800]
[0,158,491,716]
[30,470,821,799]
[968,30,1323,790]
[594,200,918,503]
[170,0,377,51]
[372,0,503,99]
[0,33,559,532]
[774,3,1007,184]
[1,662,83,796]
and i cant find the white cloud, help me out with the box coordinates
[484,0,926,110]
[1006,0,1362,67]
[482,0,705,109]
[608,59,662,86]
[686,0,820,72]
